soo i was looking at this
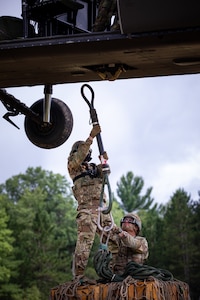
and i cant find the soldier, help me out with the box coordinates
[108,213,149,274]
[68,124,111,279]
[93,0,119,32]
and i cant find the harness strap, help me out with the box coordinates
[73,172,93,183]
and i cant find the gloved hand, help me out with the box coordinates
[102,151,108,160]
[90,124,101,138]
[119,230,128,239]
[113,225,122,234]
[99,151,109,164]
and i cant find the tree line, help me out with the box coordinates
[0,167,199,299]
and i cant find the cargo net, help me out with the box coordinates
[50,276,190,300]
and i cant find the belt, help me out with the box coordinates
[73,171,97,183]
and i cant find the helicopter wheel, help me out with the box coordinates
[24,98,73,149]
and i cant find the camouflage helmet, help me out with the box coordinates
[120,213,142,235]
[69,140,92,162]
[70,141,84,155]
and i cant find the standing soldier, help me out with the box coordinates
[68,124,111,279]
[93,0,119,32]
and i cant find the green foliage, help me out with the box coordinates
[116,171,154,212]
[0,198,22,299]
[111,197,124,225]
[116,170,200,299]
[155,188,200,299]
[138,205,164,267]
[161,189,193,277]
[0,167,200,299]
[189,196,200,299]
[0,167,77,300]
[0,206,15,282]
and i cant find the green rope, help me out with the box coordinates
[94,245,113,281]
[94,248,174,283]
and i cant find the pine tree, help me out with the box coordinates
[116,171,154,212]
[161,189,193,283]
[139,204,164,267]
[189,193,200,299]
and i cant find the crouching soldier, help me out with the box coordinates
[108,213,149,274]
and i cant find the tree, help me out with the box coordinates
[189,193,200,299]
[140,188,200,300]
[0,167,77,300]
[161,189,194,283]
[139,204,165,267]
[0,197,21,300]
[0,208,13,282]
[116,171,154,212]
[110,196,124,225]
[0,167,72,205]
[0,206,14,282]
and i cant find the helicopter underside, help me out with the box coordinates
[0,28,200,88]
[0,0,200,149]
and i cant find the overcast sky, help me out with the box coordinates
[1,1,200,205]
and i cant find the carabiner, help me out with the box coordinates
[97,208,114,232]
[99,173,113,214]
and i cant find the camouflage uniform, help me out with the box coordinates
[68,137,110,277]
[93,0,119,32]
[108,227,149,275]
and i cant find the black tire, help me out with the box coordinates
[24,98,73,149]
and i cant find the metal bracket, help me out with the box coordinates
[0,88,42,129]
[3,111,20,129]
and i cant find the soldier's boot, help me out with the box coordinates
[75,271,84,279]
[72,254,84,279]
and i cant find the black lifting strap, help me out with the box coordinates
[73,163,98,183]
[81,84,113,214]
[73,172,89,183]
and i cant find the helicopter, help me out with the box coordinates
[0,0,200,149]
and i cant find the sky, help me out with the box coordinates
[0,1,200,205]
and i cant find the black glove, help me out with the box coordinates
[99,151,109,161]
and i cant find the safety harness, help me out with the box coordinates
[73,172,91,183]
[73,163,98,183]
